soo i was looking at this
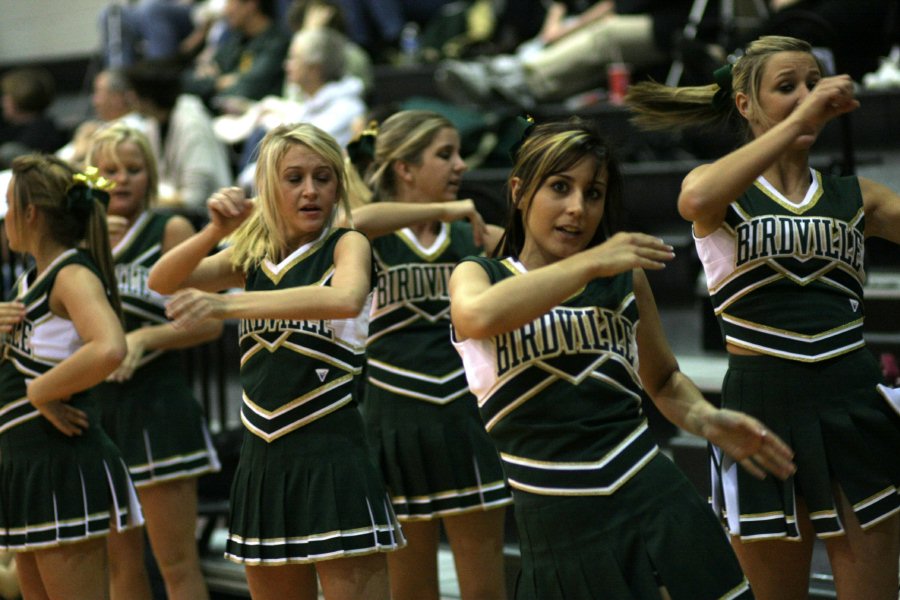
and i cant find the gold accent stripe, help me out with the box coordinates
[393,480,509,504]
[506,447,658,496]
[721,313,863,340]
[396,224,452,261]
[241,394,352,442]
[751,170,824,214]
[500,422,650,469]
[242,374,353,418]
[260,229,337,284]
[366,358,464,383]
[482,375,556,431]
[723,336,864,362]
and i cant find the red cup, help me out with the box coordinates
[607,62,630,105]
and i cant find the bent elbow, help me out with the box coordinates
[677,187,706,223]
[334,291,370,320]
[147,271,176,296]
[102,339,128,371]
[451,305,495,340]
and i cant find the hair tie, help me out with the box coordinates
[711,63,734,111]
[507,114,536,163]
[347,120,378,166]
[66,166,112,217]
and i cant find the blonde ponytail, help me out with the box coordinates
[626,36,819,135]
[625,81,726,131]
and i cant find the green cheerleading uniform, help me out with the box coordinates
[225,228,404,565]
[453,256,750,600]
[365,221,511,520]
[697,169,900,541]
[0,249,143,551]
[92,211,220,487]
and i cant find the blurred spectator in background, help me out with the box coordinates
[334,0,454,59]
[58,68,152,167]
[128,60,232,210]
[92,69,141,123]
[285,0,373,93]
[176,0,233,65]
[0,68,65,169]
[182,0,291,107]
[460,0,553,58]
[436,0,692,108]
[216,27,366,187]
[100,0,196,67]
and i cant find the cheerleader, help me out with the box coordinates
[0,155,141,599]
[347,110,511,600]
[147,123,404,600]
[626,35,900,599]
[449,118,796,599]
[87,123,222,600]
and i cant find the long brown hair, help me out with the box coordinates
[495,117,624,259]
[9,154,122,314]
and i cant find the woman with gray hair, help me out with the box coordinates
[217,26,367,188]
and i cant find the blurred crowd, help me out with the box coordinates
[0,0,898,213]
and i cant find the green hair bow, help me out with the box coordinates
[65,166,113,217]
[711,64,734,111]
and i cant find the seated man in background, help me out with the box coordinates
[57,68,151,166]
[216,26,366,187]
[91,68,144,124]
[128,60,233,210]
[182,0,291,107]
[285,0,373,95]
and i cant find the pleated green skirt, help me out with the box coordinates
[226,403,405,565]
[0,395,143,551]
[713,349,900,541]
[363,384,512,520]
[94,354,220,487]
[512,454,750,600]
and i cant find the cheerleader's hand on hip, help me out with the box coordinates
[166,288,226,329]
[33,398,89,437]
[702,409,796,480]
